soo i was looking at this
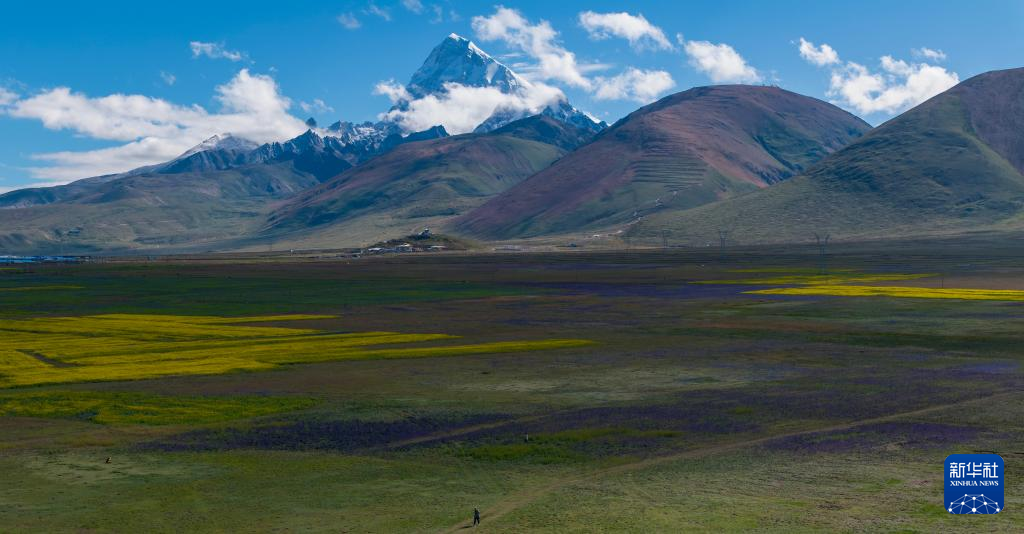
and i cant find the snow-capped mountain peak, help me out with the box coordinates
[406,33,527,99]
[177,133,259,159]
[398,35,604,135]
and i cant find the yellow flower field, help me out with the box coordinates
[746,285,1024,301]
[700,272,933,285]
[0,314,593,388]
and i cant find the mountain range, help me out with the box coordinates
[628,67,1024,245]
[260,115,593,249]
[0,33,1021,254]
[0,34,601,252]
[455,85,870,239]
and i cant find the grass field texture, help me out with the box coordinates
[1,246,1022,532]
[0,314,592,388]
[748,284,1024,301]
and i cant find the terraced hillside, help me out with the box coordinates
[456,85,870,239]
[630,68,1024,245]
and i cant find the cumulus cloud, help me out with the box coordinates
[913,47,947,61]
[594,68,675,103]
[374,80,413,103]
[26,139,193,182]
[682,38,761,83]
[798,38,839,66]
[827,57,959,115]
[7,69,307,182]
[189,41,245,62]
[797,40,959,116]
[299,98,334,114]
[337,13,361,29]
[0,87,17,107]
[472,7,591,89]
[376,80,565,134]
[578,11,672,51]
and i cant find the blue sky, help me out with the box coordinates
[0,0,1021,191]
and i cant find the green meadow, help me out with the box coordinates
[1,243,1023,532]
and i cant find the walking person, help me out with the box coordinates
[473,507,481,527]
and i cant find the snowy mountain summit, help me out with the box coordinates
[387,33,605,135]
[81,33,603,185]
[407,33,528,99]
[177,134,259,159]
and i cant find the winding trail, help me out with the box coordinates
[371,414,549,453]
[442,391,1018,532]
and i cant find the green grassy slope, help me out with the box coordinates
[631,68,1024,245]
[0,163,321,254]
[260,116,587,248]
[0,116,587,254]
[455,85,870,239]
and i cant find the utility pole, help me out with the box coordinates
[814,233,831,275]
[718,229,730,262]
[55,229,65,257]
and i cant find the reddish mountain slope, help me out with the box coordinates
[456,85,870,239]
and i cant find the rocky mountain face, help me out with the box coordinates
[333,33,605,140]
[407,33,528,98]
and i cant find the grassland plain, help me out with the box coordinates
[1,242,1023,532]
[749,285,1024,300]
[0,313,591,388]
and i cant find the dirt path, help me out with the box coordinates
[443,391,1018,532]
[373,415,547,453]
[357,412,558,456]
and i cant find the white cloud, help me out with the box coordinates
[402,0,424,14]
[376,80,565,135]
[430,5,444,24]
[7,69,307,182]
[159,71,176,86]
[299,98,334,115]
[682,39,761,83]
[26,138,193,182]
[337,13,361,30]
[827,56,959,115]
[0,87,17,107]
[374,80,413,103]
[189,41,245,62]
[578,11,672,51]
[798,37,839,66]
[594,68,675,103]
[472,7,591,89]
[365,3,391,21]
[913,47,947,61]
[797,40,959,116]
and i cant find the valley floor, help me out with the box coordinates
[1,242,1022,532]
